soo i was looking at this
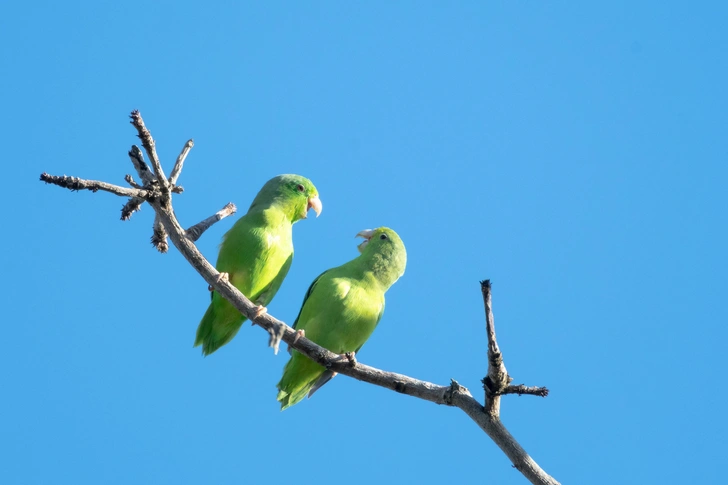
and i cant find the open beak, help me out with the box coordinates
[356,229,375,253]
[306,195,322,218]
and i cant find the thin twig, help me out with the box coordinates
[151,214,169,253]
[169,139,193,185]
[502,385,550,397]
[40,173,146,199]
[481,280,511,416]
[123,151,153,221]
[124,174,144,189]
[127,145,155,185]
[186,202,237,242]
[121,197,144,221]
[129,110,168,191]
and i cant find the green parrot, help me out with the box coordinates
[195,174,322,356]
[276,227,407,410]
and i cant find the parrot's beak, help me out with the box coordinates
[356,229,375,253]
[307,195,322,218]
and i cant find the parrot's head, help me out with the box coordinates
[250,174,322,223]
[356,227,407,288]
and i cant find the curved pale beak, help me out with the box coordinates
[356,229,375,253]
[307,195,322,218]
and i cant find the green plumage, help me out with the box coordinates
[276,227,407,410]
[195,174,321,356]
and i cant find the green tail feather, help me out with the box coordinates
[194,299,247,356]
[276,353,326,410]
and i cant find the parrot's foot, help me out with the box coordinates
[287,329,306,354]
[208,272,230,291]
[343,352,357,367]
[249,305,267,326]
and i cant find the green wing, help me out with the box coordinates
[195,213,293,356]
[307,301,384,398]
[276,226,406,410]
[276,266,385,410]
[194,173,321,357]
[292,270,328,330]
[256,253,293,307]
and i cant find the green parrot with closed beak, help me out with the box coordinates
[277,227,407,410]
[195,174,322,356]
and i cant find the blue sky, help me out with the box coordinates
[2,2,727,484]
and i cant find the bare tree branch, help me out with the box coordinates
[151,214,169,253]
[481,280,512,416]
[40,172,146,198]
[122,149,155,222]
[124,174,144,189]
[186,202,237,242]
[121,197,144,221]
[127,145,156,185]
[170,139,194,185]
[129,110,168,191]
[40,111,560,485]
[502,385,550,397]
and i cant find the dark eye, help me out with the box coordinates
[380,234,388,240]
[297,184,305,192]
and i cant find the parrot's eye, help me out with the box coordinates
[380,234,388,240]
[296,184,305,192]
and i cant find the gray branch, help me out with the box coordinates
[39,110,560,485]
[40,172,147,199]
[169,139,193,185]
[129,110,169,192]
[127,146,156,185]
[124,174,144,189]
[122,151,154,221]
[185,202,237,242]
[151,214,169,253]
[121,197,144,221]
[481,280,512,416]
[502,385,550,397]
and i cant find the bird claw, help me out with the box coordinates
[249,305,267,327]
[209,272,230,291]
[343,351,357,367]
[287,329,306,354]
[253,305,267,318]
